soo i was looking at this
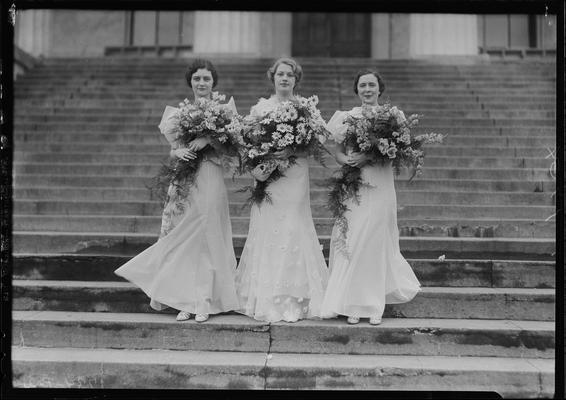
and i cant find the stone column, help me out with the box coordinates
[259,12,292,58]
[410,14,478,56]
[193,11,261,55]
[16,10,52,57]
[390,14,411,59]
[371,13,390,59]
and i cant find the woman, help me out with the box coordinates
[235,58,329,323]
[321,69,421,325]
[115,59,239,323]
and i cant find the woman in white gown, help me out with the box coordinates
[115,59,239,323]
[235,58,329,323]
[321,69,421,325]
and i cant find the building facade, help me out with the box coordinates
[15,10,557,59]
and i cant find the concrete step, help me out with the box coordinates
[13,254,555,288]
[12,163,556,181]
[13,215,556,238]
[11,346,554,395]
[13,126,556,140]
[12,153,557,169]
[18,92,520,104]
[15,132,556,148]
[12,106,557,119]
[24,69,554,80]
[12,232,556,259]
[17,96,555,110]
[14,109,557,121]
[12,175,556,193]
[12,311,555,358]
[14,186,556,206]
[14,142,553,158]
[12,280,555,321]
[13,199,556,220]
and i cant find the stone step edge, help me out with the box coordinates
[12,215,556,223]
[13,310,555,332]
[11,346,554,394]
[12,252,556,265]
[14,279,555,297]
[11,231,558,240]
[12,186,556,194]
[13,311,555,358]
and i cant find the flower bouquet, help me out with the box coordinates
[152,92,243,202]
[239,95,330,205]
[327,103,444,252]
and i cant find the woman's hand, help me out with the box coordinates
[272,148,293,160]
[187,137,211,152]
[173,148,197,161]
[345,152,370,168]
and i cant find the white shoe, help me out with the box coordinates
[195,313,209,323]
[347,316,360,324]
[176,311,192,321]
[369,316,382,325]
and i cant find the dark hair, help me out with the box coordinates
[266,57,303,90]
[353,69,385,97]
[185,58,218,88]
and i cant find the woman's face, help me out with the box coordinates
[191,68,214,99]
[357,74,380,105]
[273,63,296,95]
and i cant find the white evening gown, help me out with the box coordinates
[320,107,421,319]
[235,96,329,322]
[114,105,239,315]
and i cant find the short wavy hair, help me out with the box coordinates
[185,58,218,88]
[353,69,385,97]
[266,57,303,89]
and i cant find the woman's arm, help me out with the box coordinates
[334,143,349,166]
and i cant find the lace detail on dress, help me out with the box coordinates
[159,180,191,238]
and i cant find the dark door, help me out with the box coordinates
[292,13,371,57]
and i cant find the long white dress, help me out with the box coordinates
[320,106,421,319]
[235,96,329,322]
[114,105,239,315]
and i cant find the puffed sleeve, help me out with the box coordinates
[248,97,270,119]
[158,105,180,147]
[225,96,238,116]
[326,110,348,143]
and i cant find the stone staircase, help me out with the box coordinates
[12,57,555,396]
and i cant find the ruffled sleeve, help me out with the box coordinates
[158,105,180,148]
[249,97,272,119]
[326,110,348,143]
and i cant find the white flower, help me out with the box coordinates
[277,123,294,134]
[378,138,389,154]
[386,145,397,159]
[399,133,411,145]
[438,254,446,261]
